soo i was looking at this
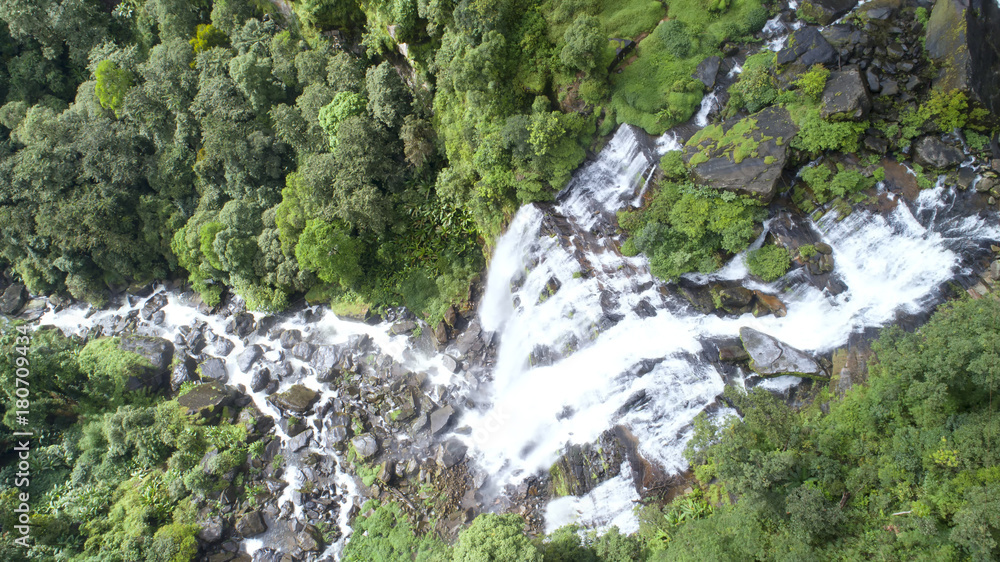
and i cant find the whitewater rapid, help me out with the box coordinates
[462,125,1000,534]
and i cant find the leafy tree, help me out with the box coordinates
[94,60,134,117]
[453,513,542,562]
[365,61,411,130]
[318,91,366,148]
[294,219,363,288]
[560,14,604,75]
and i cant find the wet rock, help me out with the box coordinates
[430,405,455,434]
[434,322,448,345]
[777,26,837,67]
[716,285,754,310]
[694,55,721,89]
[227,313,256,339]
[441,354,460,373]
[797,0,858,25]
[549,429,627,497]
[199,356,228,383]
[437,438,467,468]
[213,337,235,357]
[236,511,267,538]
[977,176,998,193]
[310,346,343,381]
[754,292,787,318]
[177,381,233,419]
[291,341,315,361]
[914,137,964,170]
[389,320,417,335]
[270,385,319,415]
[454,320,483,355]
[634,299,657,318]
[990,260,1000,281]
[289,429,313,452]
[198,515,226,543]
[250,368,271,393]
[879,78,899,97]
[739,327,825,377]
[279,329,301,349]
[2,284,31,315]
[171,357,196,392]
[140,293,167,320]
[719,344,750,362]
[925,0,1000,115]
[955,166,977,190]
[820,69,871,121]
[684,106,798,202]
[351,434,378,459]
[119,335,173,392]
[237,344,263,372]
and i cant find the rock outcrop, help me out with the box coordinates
[926,0,1000,115]
[739,327,826,378]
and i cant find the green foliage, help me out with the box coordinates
[669,298,1000,560]
[620,181,765,281]
[318,91,366,148]
[342,501,450,561]
[656,20,692,59]
[793,64,830,101]
[798,244,817,259]
[561,14,605,75]
[77,338,155,407]
[789,103,867,154]
[454,513,543,562]
[188,24,227,57]
[727,51,776,114]
[94,60,134,116]
[745,245,790,281]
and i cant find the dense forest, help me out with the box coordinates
[2,0,1000,560]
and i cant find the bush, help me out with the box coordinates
[656,20,692,59]
[745,245,790,281]
[561,14,605,75]
[728,52,776,114]
[454,513,542,562]
[793,64,830,101]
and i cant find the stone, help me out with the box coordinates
[199,356,228,383]
[815,242,833,254]
[925,0,1000,115]
[865,68,881,92]
[693,55,721,89]
[754,292,787,318]
[0,283,28,315]
[430,405,455,434]
[250,368,271,393]
[351,434,378,459]
[389,320,417,335]
[198,515,225,543]
[236,511,267,538]
[434,322,448,345]
[119,335,173,392]
[171,358,195,392]
[310,346,343,381]
[289,429,313,452]
[797,0,858,25]
[975,175,997,193]
[719,344,750,362]
[879,78,899,97]
[441,354,460,373]
[437,438,467,468]
[739,327,825,377]
[455,320,483,355]
[178,381,233,419]
[291,341,315,361]
[213,337,235,357]
[956,166,977,190]
[684,106,799,202]
[270,385,319,414]
[914,137,964,170]
[777,27,837,67]
[227,312,256,339]
[237,344,263,372]
[990,260,1000,280]
[279,329,301,349]
[140,293,167,320]
[820,69,872,120]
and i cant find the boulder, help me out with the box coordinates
[351,434,378,459]
[197,515,225,543]
[454,320,483,355]
[0,284,28,315]
[437,438,467,468]
[914,137,964,170]
[198,356,228,383]
[279,329,301,349]
[926,0,1000,115]
[389,320,416,335]
[739,327,825,377]
[310,346,343,381]
[212,337,235,357]
[694,55,721,89]
[237,344,263,372]
[119,335,173,392]
[226,312,256,339]
[270,385,319,414]
[235,511,267,538]
[250,368,271,393]
[777,27,837,67]
[178,381,233,419]
[140,293,167,320]
[820,69,871,120]
[288,429,313,452]
[797,0,858,25]
[684,106,798,202]
[170,358,196,392]
[291,341,315,361]
[430,405,455,434]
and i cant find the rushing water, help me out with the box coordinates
[461,125,1000,534]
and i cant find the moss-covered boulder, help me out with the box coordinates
[177,381,234,419]
[269,384,320,415]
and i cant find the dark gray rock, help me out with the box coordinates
[270,384,319,414]
[236,511,267,538]
[437,438,467,468]
[198,515,225,543]
[694,55,721,89]
[454,320,482,355]
[310,346,343,381]
[250,368,271,393]
[0,284,28,315]
[879,78,899,97]
[777,27,837,67]
[351,434,378,459]
[926,0,1000,115]
[279,329,301,349]
[140,293,167,320]
[227,312,256,339]
[171,358,195,392]
[865,69,881,92]
[684,106,798,202]
[389,320,417,335]
[237,344,263,372]
[739,327,825,377]
[797,0,858,25]
[289,429,313,452]
[820,69,871,120]
[178,381,233,419]
[198,356,228,383]
[441,354,460,373]
[291,341,315,361]
[914,137,964,170]
[213,337,235,357]
[430,405,455,434]
[119,335,173,392]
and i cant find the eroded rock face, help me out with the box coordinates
[739,327,825,378]
[914,137,965,170]
[270,384,319,415]
[684,106,798,202]
[926,0,1000,115]
[777,26,837,67]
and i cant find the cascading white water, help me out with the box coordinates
[464,125,1000,534]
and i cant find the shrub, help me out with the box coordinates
[657,20,692,59]
[745,245,790,281]
[659,150,687,180]
[454,513,542,562]
[561,14,605,75]
[798,244,817,259]
[793,64,830,101]
[728,52,777,114]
